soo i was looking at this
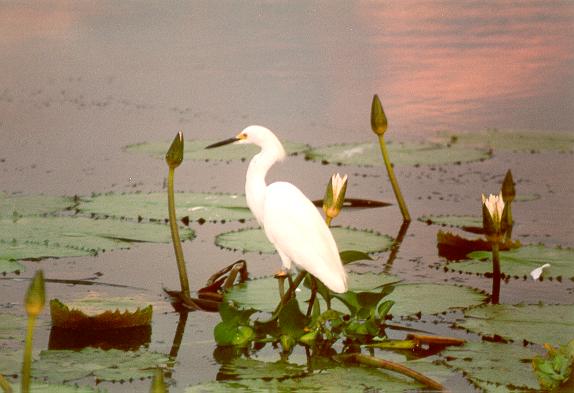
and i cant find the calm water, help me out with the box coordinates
[0,2,573,392]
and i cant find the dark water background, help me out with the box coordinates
[0,2,573,391]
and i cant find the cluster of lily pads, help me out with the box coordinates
[1,95,574,391]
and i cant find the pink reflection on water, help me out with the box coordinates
[359,1,574,131]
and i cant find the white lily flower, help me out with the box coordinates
[530,263,551,280]
[482,192,505,226]
[323,173,348,223]
[331,173,348,199]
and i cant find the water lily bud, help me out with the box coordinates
[25,270,45,318]
[482,192,505,237]
[370,94,388,136]
[323,173,348,222]
[501,170,515,204]
[165,131,184,169]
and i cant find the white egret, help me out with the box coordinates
[206,125,348,293]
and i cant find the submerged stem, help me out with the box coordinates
[377,135,410,222]
[21,316,36,393]
[491,241,501,304]
[167,166,191,297]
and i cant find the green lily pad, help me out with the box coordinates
[224,272,401,313]
[441,341,540,390]
[0,216,193,261]
[0,193,75,219]
[124,139,309,161]
[436,129,574,152]
[0,259,25,274]
[0,313,28,341]
[457,245,574,279]
[11,383,102,393]
[0,349,22,376]
[215,227,393,254]
[304,141,491,167]
[456,304,574,346]
[31,347,169,383]
[386,283,488,317]
[79,192,251,223]
[186,356,451,392]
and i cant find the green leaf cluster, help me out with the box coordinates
[532,340,574,390]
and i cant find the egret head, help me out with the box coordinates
[206,125,286,160]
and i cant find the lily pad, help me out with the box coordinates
[386,283,488,317]
[0,240,87,272]
[11,383,102,393]
[456,245,574,279]
[0,259,25,274]
[456,304,574,346]
[419,214,483,231]
[50,297,152,330]
[79,192,251,223]
[441,341,540,390]
[215,227,393,254]
[0,313,28,341]
[304,141,491,167]
[124,139,309,161]
[0,216,194,260]
[0,193,75,219]
[436,129,574,153]
[186,357,451,392]
[31,347,169,383]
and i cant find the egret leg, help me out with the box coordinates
[306,276,318,318]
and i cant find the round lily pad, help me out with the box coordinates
[79,192,252,223]
[441,341,540,390]
[215,227,393,254]
[0,193,75,219]
[456,304,574,346]
[124,139,309,161]
[452,245,574,279]
[418,214,483,230]
[436,129,574,152]
[304,141,491,167]
[0,259,25,274]
[0,216,193,261]
[224,272,402,313]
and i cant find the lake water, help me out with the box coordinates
[0,2,573,392]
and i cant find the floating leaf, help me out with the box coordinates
[124,139,309,161]
[0,313,28,341]
[305,141,491,167]
[386,283,487,317]
[0,216,193,261]
[215,227,393,254]
[456,245,574,279]
[419,214,483,232]
[50,298,152,330]
[0,193,75,219]
[11,383,103,392]
[31,347,169,383]
[437,230,520,261]
[441,341,540,390]
[456,304,574,346]
[79,192,251,223]
[224,272,401,313]
[0,258,25,274]
[0,239,87,266]
[436,129,574,152]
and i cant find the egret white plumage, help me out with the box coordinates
[206,125,348,293]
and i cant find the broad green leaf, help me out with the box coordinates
[224,272,401,313]
[79,192,251,223]
[124,139,309,161]
[215,227,393,254]
[456,304,574,347]
[11,383,103,392]
[0,193,75,219]
[386,283,487,317]
[532,340,574,390]
[0,349,22,376]
[460,245,574,279]
[31,348,169,383]
[0,216,193,260]
[0,258,25,274]
[418,214,483,230]
[435,129,574,152]
[0,314,28,341]
[305,141,491,167]
[441,341,540,390]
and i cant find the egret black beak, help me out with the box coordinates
[205,137,240,149]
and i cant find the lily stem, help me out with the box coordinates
[377,135,410,222]
[0,373,12,393]
[167,166,191,298]
[21,315,36,393]
[491,241,501,304]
